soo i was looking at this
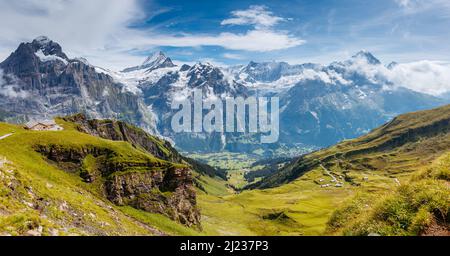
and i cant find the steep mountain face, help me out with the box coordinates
[232,61,319,87]
[350,50,381,65]
[239,61,293,83]
[253,104,450,189]
[137,62,249,152]
[0,36,155,132]
[278,74,443,147]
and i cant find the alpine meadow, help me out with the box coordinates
[0,0,449,240]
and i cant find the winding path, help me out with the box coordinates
[320,164,337,181]
[0,133,13,140]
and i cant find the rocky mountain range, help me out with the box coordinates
[1,37,448,155]
[0,36,156,132]
[111,49,447,154]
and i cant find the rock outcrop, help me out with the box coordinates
[35,143,201,228]
[106,166,200,227]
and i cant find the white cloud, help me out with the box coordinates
[395,0,412,7]
[223,53,244,60]
[112,5,303,54]
[0,69,30,98]
[387,61,450,96]
[345,57,450,96]
[0,85,30,98]
[126,29,304,52]
[221,5,285,29]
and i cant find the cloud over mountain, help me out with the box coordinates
[343,54,450,96]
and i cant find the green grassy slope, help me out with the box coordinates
[199,170,354,235]
[197,104,450,236]
[0,121,200,236]
[254,104,450,189]
[63,114,227,181]
[1,104,448,236]
[327,153,449,236]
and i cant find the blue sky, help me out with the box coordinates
[126,0,450,66]
[0,0,449,69]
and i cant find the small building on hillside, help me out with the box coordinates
[24,120,63,131]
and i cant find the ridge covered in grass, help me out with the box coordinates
[253,104,450,189]
[1,104,449,236]
[0,120,200,235]
[327,153,449,236]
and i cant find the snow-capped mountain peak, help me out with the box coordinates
[122,51,175,73]
[0,37,157,133]
[30,36,68,60]
[142,51,166,65]
[387,61,398,69]
[1,38,447,155]
[33,36,52,46]
[351,50,381,65]
[189,62,214,72]
[187,62,226,85]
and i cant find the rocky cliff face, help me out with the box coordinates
[138,62,250,152]
[106,166,200,227]
[0,36,155,132]
[35,143,201,228]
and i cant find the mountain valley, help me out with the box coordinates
[0,104,448,236]
[0,37,449,237]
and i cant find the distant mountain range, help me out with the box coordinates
[1,37,448,155]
